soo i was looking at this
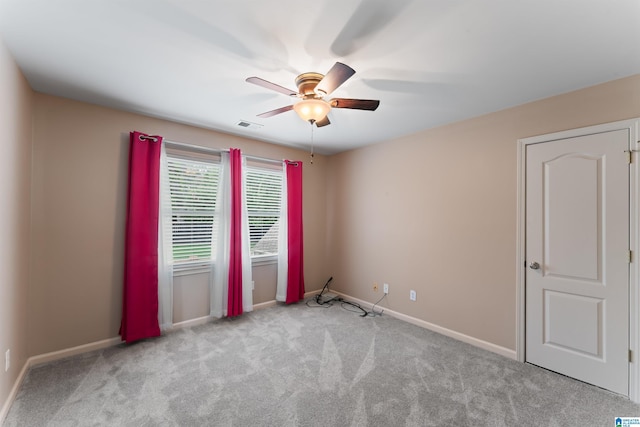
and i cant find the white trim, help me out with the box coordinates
[152,290,323,332]
[629,119,640,403]
[0,336,124,424]
[252,300,278,310]
[516,118,640,402]
[29,337,123,367]
[170,315,212,330]
[251,255,277,266]
[0,358,29,424]
[333,292,517,360]
[172,265,211,276]
[255,289,321,310]
[516,137,526,363]
[249,290,322,310]
[170,291,321,328]
[304,289,322,298]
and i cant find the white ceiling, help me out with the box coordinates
[1,0,639,155]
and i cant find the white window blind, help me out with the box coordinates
[166,153,220,266]
[245,165,283,258]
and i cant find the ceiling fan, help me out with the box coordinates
[246,62,380,127]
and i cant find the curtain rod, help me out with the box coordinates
[140,135,284,165]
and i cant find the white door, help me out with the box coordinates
[526,129,630,395]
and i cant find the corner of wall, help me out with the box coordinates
[0,35,34,422]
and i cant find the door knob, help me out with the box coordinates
[529,262,540,270]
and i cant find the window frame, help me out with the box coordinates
[244,160,284,265]
[164,148,221,272]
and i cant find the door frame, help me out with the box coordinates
[516,118,640,401]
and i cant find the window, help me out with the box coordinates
[163,150,281,268]
[165,151,220,268]
[244,164,283,260]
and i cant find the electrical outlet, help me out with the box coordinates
[410,290,417,301]
[373,282,378,292]
[383,283,389,294]
[5,349,9,372]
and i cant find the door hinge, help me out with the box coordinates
[627,151,633,164]
[630,349,633,363]
[629,250,633,263]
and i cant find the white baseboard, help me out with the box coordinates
[0,358,29,425]
[1,336,123,424]
[257,289,322,309]
[333,291,517,360]
[29,336,124,367]
[253,300,278,311]
[172,291,322,327]
[170,315,212,330]
[304,289,322,298]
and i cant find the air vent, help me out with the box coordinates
[236,120,263,130]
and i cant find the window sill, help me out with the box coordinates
[173,263,211,276]
[252,255,277,266]
[170,257,277,275]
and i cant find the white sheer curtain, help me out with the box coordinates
[276,161,288,302]
[241,155,253,312]
[212,152,254,315]
[211,152,230,318]
[158,143,174,330]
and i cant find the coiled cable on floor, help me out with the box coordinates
[306,277,386,317]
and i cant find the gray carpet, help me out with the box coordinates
[4,299,639,426]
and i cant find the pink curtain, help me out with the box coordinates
[285,161,305,303]
[120,131,162,343]
[227,148,244,317]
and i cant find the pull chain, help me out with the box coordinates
[310,122,315,165]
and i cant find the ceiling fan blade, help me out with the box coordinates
[330,98,380,111]
[315,62,355,95]
[246,77,298,97]
[315,116,331,127]
[256,104,294,118]
[330,0,413,57]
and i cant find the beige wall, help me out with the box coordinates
[0,37,32,413]
[29,94,328,356]
[327,74,640,351]
[172,264,277,323]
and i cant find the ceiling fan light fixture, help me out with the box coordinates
[293,98,331,124]
[248,62,379,127]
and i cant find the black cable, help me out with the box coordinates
[367,294,386,317]
[313,277,342,307]
[305,276,385,318]
[305,298,332,308]
[340,300,368,317]
[314,277,334,304]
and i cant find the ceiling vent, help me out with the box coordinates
[236,120,263,130]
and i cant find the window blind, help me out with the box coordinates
[245,165,283,257]
[166,154,220,265]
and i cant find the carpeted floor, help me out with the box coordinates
[4,298,640,426]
